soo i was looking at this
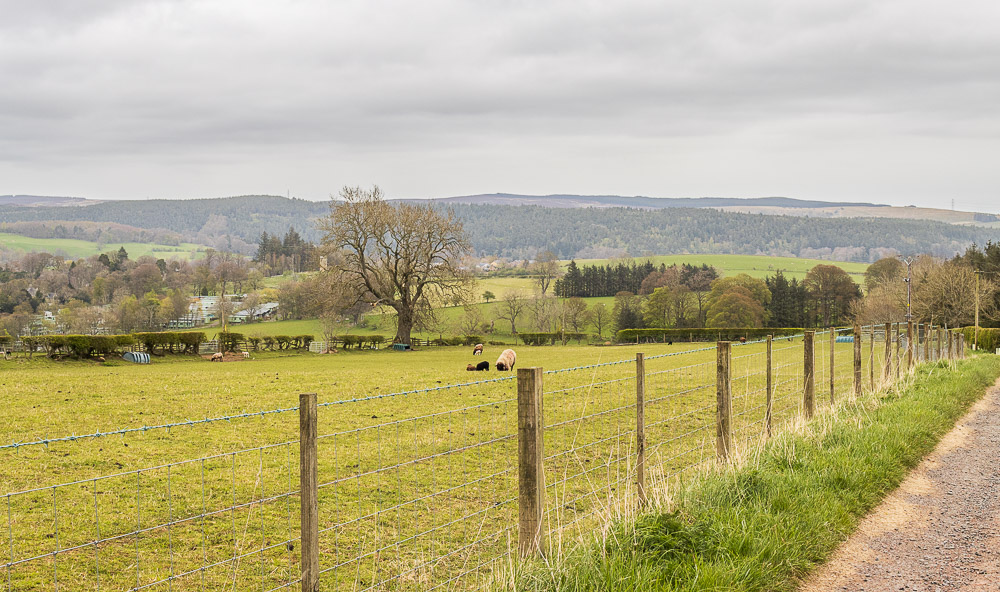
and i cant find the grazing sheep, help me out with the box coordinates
[467,364,477,371]
[211,352,224,361]
[242,351,250,358]
[495,349,516,371]
[473,343,484,355]
[476,360,489,371]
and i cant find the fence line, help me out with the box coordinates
[1,323,963,590]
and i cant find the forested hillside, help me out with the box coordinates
[452,205,999,261]
[2,196,998,262]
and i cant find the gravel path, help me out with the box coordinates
[801,378,1000,592]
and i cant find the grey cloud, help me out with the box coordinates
[0,0,998,208]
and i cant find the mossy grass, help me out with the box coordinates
[513,355,1000,592]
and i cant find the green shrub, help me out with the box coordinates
[961,326,1000,352]
[462,334,483,346]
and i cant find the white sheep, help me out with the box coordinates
[495,349,516,371]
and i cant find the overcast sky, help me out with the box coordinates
[1,0,998,211]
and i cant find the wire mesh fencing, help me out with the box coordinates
[1,324,961,591]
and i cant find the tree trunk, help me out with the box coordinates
[395,307,413,345]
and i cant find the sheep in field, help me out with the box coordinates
[211,352,224,361]
[495,349,516,371]
[467,364,476,371]
[473,343,484,355]
[466,361,490,371]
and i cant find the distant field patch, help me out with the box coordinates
[0,232,207,260]
[565,254,869,280]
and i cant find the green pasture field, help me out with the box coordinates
[0,332,889,591]
[0,232,207,260]
[564,254,869,281]
[516,352,994,592]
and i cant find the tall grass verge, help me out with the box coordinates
[511,355,1000,592]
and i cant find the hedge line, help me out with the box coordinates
[224,333,315,351]
[961,326,1000,352]
[21,332,210,357]
[24,334,137,357]
[616,328,806,343]
[133,332,206,354]
[518,332,590,346]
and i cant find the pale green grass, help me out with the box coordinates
[0,232,206,260]
[0,335,878,591]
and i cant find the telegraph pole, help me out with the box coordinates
[901,257,913,322]
[975,271,980,350]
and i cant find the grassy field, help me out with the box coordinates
[564,254,869,281]
[0,331,893,591]
[515,353,1000,592]
[0,232,207,260]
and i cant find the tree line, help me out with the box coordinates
[4,195,999,263]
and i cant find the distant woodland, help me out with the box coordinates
[1,195,998,262]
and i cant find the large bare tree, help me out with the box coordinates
[319,185,471,345]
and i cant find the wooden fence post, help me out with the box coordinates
[829,329,836,403]
[716,341,732,461]
[517,367,545,557]
[883,323,892,381]
[765,335,773,439]
[923,324,930,363]
[853,325,862,395]
[907,321,914,370]
[635,353,646,507]
[299,393,319,592]
[804,331,815,419]
[948,330,954,361]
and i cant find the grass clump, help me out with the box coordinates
[515,355,1000,592]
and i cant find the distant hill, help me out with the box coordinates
[421,193,888,210]
[0,195,97,207]
[1,194,998,262]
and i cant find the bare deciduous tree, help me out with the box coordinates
[319,185,471,345]
[496,291,526,334]
[531,251,562,296]
[591,302,610,339]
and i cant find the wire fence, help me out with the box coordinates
[1,323,964,591]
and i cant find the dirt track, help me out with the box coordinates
[801,379,1000,592]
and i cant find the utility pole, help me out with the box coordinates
[975,271,980,351]
[901,257,913,322]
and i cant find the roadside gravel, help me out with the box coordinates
[800,378,1000,592]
